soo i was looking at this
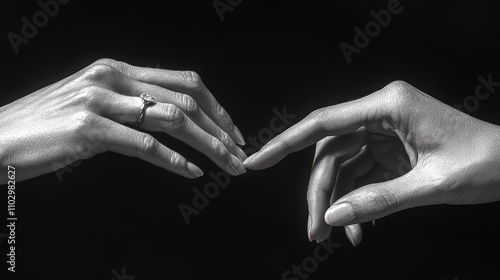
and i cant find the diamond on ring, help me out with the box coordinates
[135,94,155,126]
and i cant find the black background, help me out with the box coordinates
[2,0,500,279]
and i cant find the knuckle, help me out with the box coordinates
[168,152,186,168]
[384,80,411,95]
[307,108,324,121]
[180,71,203,89]
[214,103,232,124]
[83,64,117,82]
[214,103,225,116]
[211,137,228,158]
[305,109,326,136]
[162,104,186,127]
[76,85,101,107]
[91,58,128,73]
[92,58,117,66]
[386,80,410,89]
[138,134,158,154]
[219,131,232,148]
[363,188,399,213]
[179,94,199,115]
[73,111,96,134]
[381,80,416,106]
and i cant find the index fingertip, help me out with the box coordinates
[242,152,259,169]
[242,144,285,170]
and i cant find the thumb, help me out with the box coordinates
[324,167,444,226]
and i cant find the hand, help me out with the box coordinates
[0,58,247,184]
[243,81,500,246]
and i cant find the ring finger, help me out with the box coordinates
[85,87,246,176]
[84,69,246,161]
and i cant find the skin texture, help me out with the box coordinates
[244,81,500,246]
[0,58,247,184]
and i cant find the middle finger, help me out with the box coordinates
[85,67,247,161]
[86,87,246,175]
[307,128,366,243]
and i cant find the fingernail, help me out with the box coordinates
[316,231,329,244]
[325,203,355,226]
[345,225,362,247]
[236,147,248,161]
[232,126,246,146]
[307,214,313,242]
[230,155,246,174]
[345,227,356,247]
[243,152,259,166]
[187,162,204,178]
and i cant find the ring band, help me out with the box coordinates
[135,93,155,127]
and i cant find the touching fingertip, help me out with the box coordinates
[243,152,258,166]
[229,155,246,175]
[187,162,204,178]
[237,147,248,161]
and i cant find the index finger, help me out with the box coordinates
[90,58,246,145]
[243,94,379,170]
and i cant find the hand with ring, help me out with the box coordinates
[0,58,247,184]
